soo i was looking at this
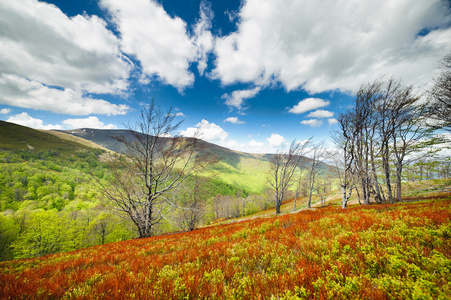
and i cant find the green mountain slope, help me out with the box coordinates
[0,121,91,152]
[60,128,279,193]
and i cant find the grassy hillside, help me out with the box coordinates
[0,121,91,152]
[60,128,317,194]
[1,197,450,299]
[43,130,111,152]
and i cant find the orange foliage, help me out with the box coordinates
[1,199,450,299]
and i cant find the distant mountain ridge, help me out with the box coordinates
[59,128,273,160]
[0,120,91,152]
[58,128,276,193]
[0,121,315,194]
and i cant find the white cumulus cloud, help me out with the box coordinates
[211,0,451,93]
[307,110,334,118]
[266,133,286,148]
[0,0,130,94]
[221,87,261,110]
[7,112,62,130]
[193,1,215,76]
[101,0,214,90]
[62,116,117,129]
[0,0,131,115]
[328,118,338,125]
[224,117,245,124]
[301,119,323,128]
[288,98,330,114]
[0,108,11,114]
[248,139,264,148]
[181,119,238,148]
[0,75,129,116]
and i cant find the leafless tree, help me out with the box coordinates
[293,168,305,211]
[173,173,208,232]
[212,194,231,219]
[293,142,311,211]
[335,78,439,204]
[373,79,436,202]
[268,140,309,214]
[306,141,326,208]
[429,52,451,131]
[333,111,356,208]
[99,100,208,238]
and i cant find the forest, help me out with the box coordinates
[0,145,273,261]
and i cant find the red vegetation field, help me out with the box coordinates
[1,199,450,299]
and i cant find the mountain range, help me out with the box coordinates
[1,121,282,193]
[57,128,279,194]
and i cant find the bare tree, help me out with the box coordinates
[374,79,437,202]
[212,195,233,219]
[333,111,356,209]
[293,142,311,211]
[99,100,207,238]
[173,173,208,232]
[429,52,451,131]
[335,78,440,205]
[293,167,305,211]
[306,141,325,208]
[268,140,309,214]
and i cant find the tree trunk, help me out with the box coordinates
[307,189,313,208]
[395,163,403,202]
[382,146,394,203]
[356,187,361,205]
[275,193,282,214]
[341,185,347,209]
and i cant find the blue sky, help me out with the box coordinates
[1,0,450,153]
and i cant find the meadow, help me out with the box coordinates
[1,197,450,299]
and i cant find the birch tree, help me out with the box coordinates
[306,141,325,208]
[268,140,309,214]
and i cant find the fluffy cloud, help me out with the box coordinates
[0,0,131,116]
[62,116,117,129]
[221,87,261,110]
[101,0,214,90]
[181,119,238,148]
[307,110,334,118]
[266,133,286,148]
[0,0,130,94]
[193,1,215,76]
[212,0,451,93]
[288,98,330,114]
[0,108,11,114]
[327,118,338,125]
[7,112,62,130]
[224,117,245,124]
[0,75,129,116]
[248,139,264,148]
[301,119,323,128]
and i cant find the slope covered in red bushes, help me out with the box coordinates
[1,199,450,299]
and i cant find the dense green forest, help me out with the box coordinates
[0,144,254,261]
